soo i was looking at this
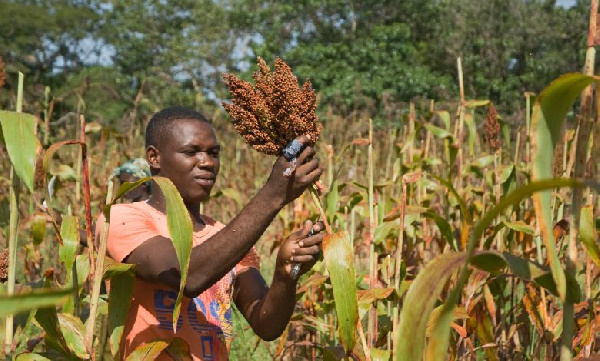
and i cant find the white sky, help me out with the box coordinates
[557,0,576,7]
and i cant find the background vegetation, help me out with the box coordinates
[1,0,599,360]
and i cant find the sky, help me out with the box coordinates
[557,0,576,7]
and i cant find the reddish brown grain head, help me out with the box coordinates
[222,57,322,155]
[484,103,501,151]
[0,248,9,282]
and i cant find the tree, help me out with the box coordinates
[0,0,102,86]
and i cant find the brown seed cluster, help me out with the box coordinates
[0,56,5,88]
[0,248,9,282]
[484,102,501,151]
[222,57,322,155]
[553,137,564,177]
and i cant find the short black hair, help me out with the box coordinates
[145,106,210,149]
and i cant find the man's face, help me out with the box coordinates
[151,119,220,204]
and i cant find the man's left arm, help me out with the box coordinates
[233,221,324,341]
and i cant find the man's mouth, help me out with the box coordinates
[193,175,215,186]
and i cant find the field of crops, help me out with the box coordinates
[1,64,600,361]
[1,3,600,360]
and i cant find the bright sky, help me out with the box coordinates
[557,0,576,7]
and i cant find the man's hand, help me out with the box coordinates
[262,135,323,209]
[276,220,325,279]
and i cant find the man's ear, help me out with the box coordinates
[146,146,160,171]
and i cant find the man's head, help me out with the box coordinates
[145,106,220,204]
[112,158,152,202]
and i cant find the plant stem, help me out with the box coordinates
[456,57,465,190]
[80,114,95,280]
[562,2,597,360]
[4,72,24,356]
[85,180,114,353]
[367,118,376,348]
[308,185,332,234]
[392,176,408,360]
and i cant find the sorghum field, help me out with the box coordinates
[1,1,600,361]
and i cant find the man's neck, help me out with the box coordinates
[146,192,204,225]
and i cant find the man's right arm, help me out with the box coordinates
[124,140,322,298]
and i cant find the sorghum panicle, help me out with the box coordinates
[222,57,322,156]
[484,103,501,151]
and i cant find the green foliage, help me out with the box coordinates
[150,177,194,332]
[0,288,73,318]
[322,231,358,355]
[531,73,595,301]
[0,110,39,192]
[580,205,600,267]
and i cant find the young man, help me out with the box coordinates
[101,106,324,360]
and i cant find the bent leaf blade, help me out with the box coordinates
[152,176,194,332]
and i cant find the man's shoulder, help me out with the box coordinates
[103,202,155,223]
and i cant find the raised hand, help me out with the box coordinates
[263,135,323,208]
[275,220,325,279]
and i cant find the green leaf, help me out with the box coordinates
[0,110,39,192]
[370,348,391,361]
[35,307,70,357]
[40,140,84,235]
[84,122,102,133]
[424,124,453,140]
[50,164,77,181]
[0,288,72,318]
[429,174,471,224]
[14,354,52,360]
[104,177,153,219]
[108,265,136,358]
[580,205,600,267]
[471,251,580,303]
[424,211,456,251]
[326,180,339,226]
[372,221,397,245]
[357,288,394,304]
[530,73,595,301]
[57,313,88,359]
[502,220,536,235]
[152,176,194,332]
[470,155,496,169]
[501,165,517,195]
[102,256,135,281]
[59,215,79,276]
[323,346,346,361]
[323,231,358,355]
[464,99,490,108]
[425,178,600,359]
[63,254,90,314]
[102,176,193,334]
[164,337,192,361]
[396,252,466,361]
[433,111,451,130]
[126,340,170,360]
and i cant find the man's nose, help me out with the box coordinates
[196,152,216,167]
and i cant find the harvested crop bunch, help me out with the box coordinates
[221,57,322,156]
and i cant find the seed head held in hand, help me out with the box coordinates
[222,57,322,155]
